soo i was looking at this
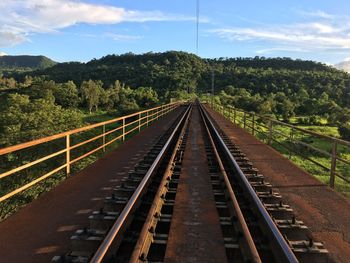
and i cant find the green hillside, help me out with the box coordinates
[0,51,349,156]
[8,51,346,96]
[0,55,56,72]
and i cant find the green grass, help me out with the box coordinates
[222,109,350,196]
[82,110,117,124]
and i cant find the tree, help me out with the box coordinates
[274,92,295,120]
[53,81,79,108]
[0,93,82,146]
[80,80,104,113]
[133,87,159,108]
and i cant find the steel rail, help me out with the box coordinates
[129,105,192,262]
[90,104,192,263]
[200,103,299,263]
[199,105,262,263]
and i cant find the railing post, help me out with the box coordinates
[289,127,294,159]
[147,111,149,126]
[66,134,70,175]
[243,112,246,129]
[138,113,141,131]
[102,124,106,152]
[233,108,236,124]
[330,140,338,188]
[268,119,273,145]
[252,114,255,135]
[122,118,126,141]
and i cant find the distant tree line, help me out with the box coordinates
[2,51,350,141]
[0,76,194,147]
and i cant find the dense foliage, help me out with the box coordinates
[2,51,350,141]
[0,77,172,147]
[0,55,56,74]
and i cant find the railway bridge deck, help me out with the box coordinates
[0,103,348,263]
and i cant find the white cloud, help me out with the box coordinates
[0,31,27,47]
[255,47,308,54]
[0,0,194,47]
[0,52,8,56]
[209,10,350,55]
[106,33,143,41]
[298,10,334,19]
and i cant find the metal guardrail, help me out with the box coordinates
[207,102,350,190]
[0,102,180,202]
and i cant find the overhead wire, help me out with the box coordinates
[196,0,199,55]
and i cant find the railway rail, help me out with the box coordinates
[53,102,329,263]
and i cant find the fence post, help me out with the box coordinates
[252,114,255,135]
[330,140,338,188]
[139,113,141,131]
[289,127,294,159]
[122,118,126,141]
[243,112,246,129]
[268,119,273,145]
[233,108,236,124]
[102,124,106,152]
[147,111,149,126]
[66,134,70,175]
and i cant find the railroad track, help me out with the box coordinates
[199,103,328,263]
[54,102,329,263]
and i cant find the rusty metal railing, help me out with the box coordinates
[207,102,350,190]
[0,102,180,203]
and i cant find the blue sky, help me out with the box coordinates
[1,0,350,64]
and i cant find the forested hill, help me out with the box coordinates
[214,57,334,71]
[1,51,350,143]
[0,55,56,71]
[8,51,346,95]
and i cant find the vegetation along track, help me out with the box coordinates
[54,102,329,262]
